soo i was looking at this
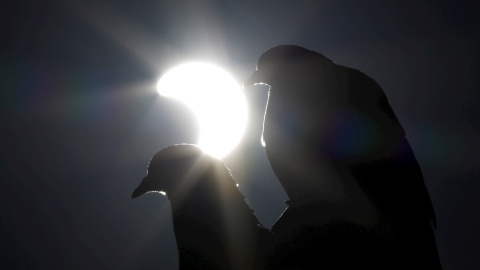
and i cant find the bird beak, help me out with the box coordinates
[132,176,150,199]
[242,70,263,89]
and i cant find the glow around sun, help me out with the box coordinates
[157,63,247,158]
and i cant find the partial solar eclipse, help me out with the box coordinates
[157,63,247,158]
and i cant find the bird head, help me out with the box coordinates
[243,45,333,88]
[132,144,214,199]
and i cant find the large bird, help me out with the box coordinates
[132,144,276,270]
[244,45,441,269]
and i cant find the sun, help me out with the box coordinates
[157,62,248,158]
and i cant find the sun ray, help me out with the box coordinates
[157,63,247,158]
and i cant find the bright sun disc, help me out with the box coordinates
[157,63,247,158]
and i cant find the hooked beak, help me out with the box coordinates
[132,176,150,199]
[242,70,264,89]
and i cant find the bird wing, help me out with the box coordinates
[341,66,437,228]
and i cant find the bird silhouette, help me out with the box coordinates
[132,144,276,270]
[244,45,442,269]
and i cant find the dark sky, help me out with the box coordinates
[1,0,479,269]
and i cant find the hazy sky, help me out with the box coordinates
[1,1,479,269]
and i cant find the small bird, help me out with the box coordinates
[244,45,441,269]
[132,144,276,270]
